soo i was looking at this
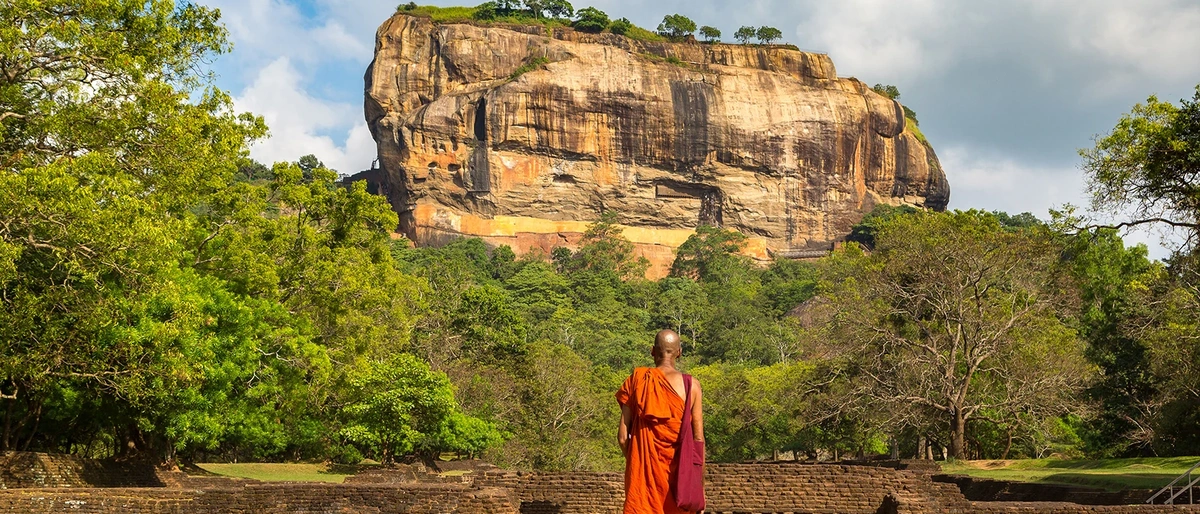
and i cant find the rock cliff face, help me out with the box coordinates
[365,14,950,276]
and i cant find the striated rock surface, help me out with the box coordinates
[365,14,950,277]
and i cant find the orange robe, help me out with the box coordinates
[616,367,692,514]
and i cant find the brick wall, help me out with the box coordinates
[0,483,518,513]
[4,453,1200,514]
[0,452,163,489]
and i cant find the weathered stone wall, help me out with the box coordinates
[0,483,518,513]
[4,454,1199,513]
[0,452,164,489]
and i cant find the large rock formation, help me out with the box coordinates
[365,14,950,276]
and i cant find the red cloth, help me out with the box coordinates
[616,367,693,514]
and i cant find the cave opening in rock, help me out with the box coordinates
[474,98,487,142]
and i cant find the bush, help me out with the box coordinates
[473,1,498,20]
[871,83,900,100]
[657,14,696,38]
[402,1,417,10]
[608,17,632,35]
[509,56,550,79]
[573,6,608,33]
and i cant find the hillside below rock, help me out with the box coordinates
[364,13,950,276]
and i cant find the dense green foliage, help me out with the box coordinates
[1079,86,1200,455]
[734,26,756,44]
[572,7,608,33]
[657,14,696,39]
[402,3,659,41]
[699,26,721,42]
[5,0,1200,469]
[819,211,1091,459]
[1082,86,1200,251]
[755,26,782,44]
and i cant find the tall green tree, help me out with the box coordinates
[734,26,756,44]
[0,0,269,458]
[817,211,1092,459]
[699,25,721,42]
[657,14,696,38]
[572,6,608,32]
[1082,86,1200,250]
[755,26,782,44]
[1080,84,1200,455]
[543,0,573,19]
[339,354,503,465]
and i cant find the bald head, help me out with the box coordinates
[652,329,682,363]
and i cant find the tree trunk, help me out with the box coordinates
[20,403,41,452]
[1001,427,1013,460]
[917,435,927,460]
[2,400,11,452]
[949,409,967,460]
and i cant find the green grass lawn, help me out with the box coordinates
[195,463,352,483]
[940,457,1200,491]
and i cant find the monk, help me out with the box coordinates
[616,329,704,514]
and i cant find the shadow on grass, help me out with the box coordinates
[1037,472,1179,491]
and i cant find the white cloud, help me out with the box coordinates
[941,146,1085,215]
[792,0,953,81]
[1033,0,1200,100]
[209,0,373,67]
[234,58,375,175]
[940,146,1173,259]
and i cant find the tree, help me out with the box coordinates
[544,0,573,19]
[755,26,783,45]
[657,14,697,39]
[572,7,609,33]
[1062,229,1163,456]
[670,225,750,282]
[473,1,499,20]
[818,211,1092,459]
[872,84,901,100]
[0,0,445,463]
[236,158,273,182]
[0,0,270,459]
[522,0,545,17]
[1082,86,1200,253]
[339,355,502,465]
[699,26,721,43]
[297,154,326,181]
[566,211,649,282]
[734,26,756,44]
[845,204,919,249]
[654,278,712,347]
[608,17,633,36]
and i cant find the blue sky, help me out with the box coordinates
[199,0,1200,257]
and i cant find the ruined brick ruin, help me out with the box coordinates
[2,452,1198,513]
